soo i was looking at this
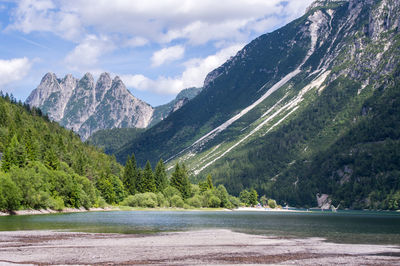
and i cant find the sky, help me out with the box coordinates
[0,0,314,106]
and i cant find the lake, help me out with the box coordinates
[1,210,399,245]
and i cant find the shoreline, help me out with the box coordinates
[1,206,397,217]
[0,206,230,216]
[0,206,118,216]
[0,229,399,265]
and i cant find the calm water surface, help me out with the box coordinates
[0,210,399,244]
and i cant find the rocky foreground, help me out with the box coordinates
[0,230,399,265]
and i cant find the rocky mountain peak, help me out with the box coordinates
[95,72,112,102]
[40,72,58,85]
[79,73,94,89]
[307,0,348,12]
[26,72,155,140]
[98,72,112,83]
[112,75,123,85]
[61,74,78,90]
[62,74,75,82]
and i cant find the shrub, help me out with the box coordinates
[0,174,22,211]
[121,193,158,208]
[170,195,184,208]
[163,186,181,200]
[228,195,241,209]
[121,195,135,206]
[96,197,107,208]
[268,199,277,208]
[208,196,221,208]
[46,196,65,211]
[201,190,214,207]
[187,195,202,208]
[216,185,229,207]
[156,192,169,207]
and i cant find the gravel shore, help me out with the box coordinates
[0,230,399,265]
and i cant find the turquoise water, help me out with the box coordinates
[0,210,399,244]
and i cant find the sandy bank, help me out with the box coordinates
[0,207,116,216]
[0,207,229,216]
[0,230,399,265]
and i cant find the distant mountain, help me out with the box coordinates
[26,72,153,140]
[26,73,200,140]
[115,0,400,209]
[86,127,145,155]
[150,87,202,127]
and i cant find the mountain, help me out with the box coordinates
[26,72,153,140]
[150,87,202,127]
[86,127,145,155]
[115,0,400,209]
[84,87,201,155]
[26,73,200,140]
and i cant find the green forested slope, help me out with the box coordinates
[0,93,124,211]
[86,128,145,155]
[208,73,400,209]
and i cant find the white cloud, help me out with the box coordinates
[0,57,32,87]
[65,35,114,71]
[122,44,243,94]
[9,0,313,44]
[151,45,185,67]
[8,0,83,40]
[124,36,149,47]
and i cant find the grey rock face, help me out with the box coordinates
[26,72,154,140]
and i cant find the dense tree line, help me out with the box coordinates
[121,161,244,209]
[120,157,242,209]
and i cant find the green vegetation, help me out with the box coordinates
[86,128,145,155]
[0,94,243,212]
[0,93,124,212]
[120,170,241,209]
[109,1,400,211]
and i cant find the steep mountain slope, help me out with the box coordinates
[116,0,400,209]
[26,73,153,140]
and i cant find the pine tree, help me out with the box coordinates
[170,163,191,199]
[123,155,137,195]
[44,147,59,170]
[206,174,213,190]
[135,168,144,193]
[23,130,37,161]
[1,135,26,171]
[199,174,213,192]
[249,189,258,206]
[142,161,156,193]
[1,145,13,172]
[154,159,167,192]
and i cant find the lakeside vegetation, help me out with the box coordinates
[0,93,267,213]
